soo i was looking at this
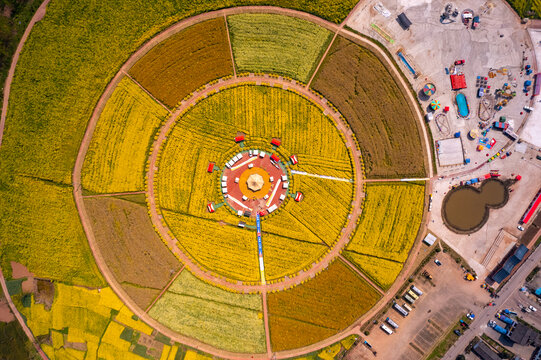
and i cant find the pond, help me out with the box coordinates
[442,179,508,233]
[456,92,469,117]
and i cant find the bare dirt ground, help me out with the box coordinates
[346,0,541,281]
[0,296,15,323]
[347,252,490,360]
[11,261,35,294]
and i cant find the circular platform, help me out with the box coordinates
[221,150,289,217]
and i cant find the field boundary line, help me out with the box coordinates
[338,254,384,295]
[290,170,352,182]
[122,71,172,113]
[144,265,185,313]
[363,178,430,183]
[306,31,337,89]
[261,291,272,357]
[82,190,146,198]
[223,14,237,78]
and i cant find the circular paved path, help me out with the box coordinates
[67,5,434,359]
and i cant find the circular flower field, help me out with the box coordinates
[0,4,430,359]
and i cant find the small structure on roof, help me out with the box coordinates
[294,192,304,202]
[450,74,467,90]
[271,138,281,148]
[290,154,298,165]
[422,83,436,96]
[423,233,436,246]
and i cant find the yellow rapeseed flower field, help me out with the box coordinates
[345,182,425,289]
[82,77,168,194]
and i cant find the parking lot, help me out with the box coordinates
[346,252,490,359]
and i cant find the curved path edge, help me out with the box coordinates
[146,75,365,294]
[0,1,50,359]
[70,5,434,359]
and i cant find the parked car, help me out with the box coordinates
[434,259,442,266]
[529,305,537,312]
[518,225,524,231]
[454,330,462,336]
[455,59,465,65]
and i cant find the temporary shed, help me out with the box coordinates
[450,74,467,90]
[234,135,245,143]
[397,13,412,30]
[423,233,436,246]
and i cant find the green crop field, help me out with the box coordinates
[267,260,381,351]
[312,36,426,178]
[129,18,233,108]
[505,0,541,18]
[0,176,103,286]
[227,14,332,82]
[82,77,168,194]
[149,271,266,353]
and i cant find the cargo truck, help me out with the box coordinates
[411,285,423,296]
[407,290,419,300]
[380,324,393,335]
[404,294,416,304]
[393,303,409,317]
[386,317,399,329]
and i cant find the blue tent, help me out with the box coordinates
[535,288,541,297]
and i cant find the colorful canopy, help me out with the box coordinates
[430,100,441,110]
[423,83,436,96]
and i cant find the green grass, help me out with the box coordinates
[505,0,541,18]
[227,13,332,82]
[148,271,266,354]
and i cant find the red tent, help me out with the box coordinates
[271,138,281,147]
[207,163,214,173]
[294,192,304,202]
[290,154,298,165]
[207,203,215,213]
[234,135,245,143]
[450,74,467,90]
[270,154,280,163]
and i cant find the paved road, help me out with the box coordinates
[443,244,541,360]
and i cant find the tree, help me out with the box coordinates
[456,355,465,360]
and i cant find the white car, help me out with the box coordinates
[517,225,524,231]
[529,305,537,312]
